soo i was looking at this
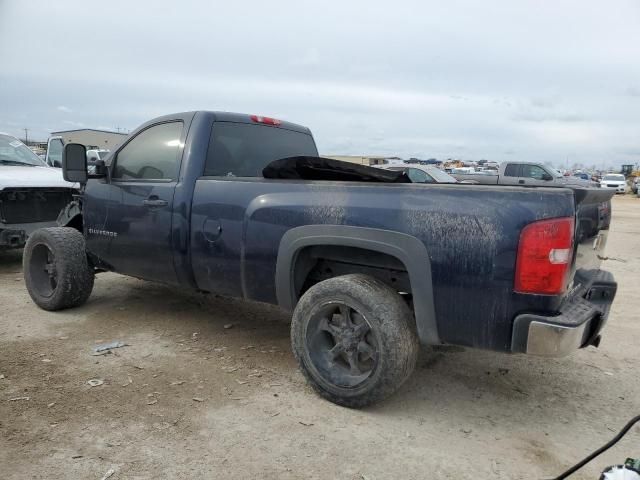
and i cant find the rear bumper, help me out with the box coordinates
[511,270,617,357]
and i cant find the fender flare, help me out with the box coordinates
[276,225,439,345]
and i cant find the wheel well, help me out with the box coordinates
[293,245,412,301]
[65,214,83,232]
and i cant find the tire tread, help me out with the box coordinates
[23,227,94,311]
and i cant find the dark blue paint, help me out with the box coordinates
[82,111,612,353]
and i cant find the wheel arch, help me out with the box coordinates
[56,200,83,232]
[276,225,439,345]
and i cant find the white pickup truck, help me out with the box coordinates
[452,161,595,187]
[0,133,77,249]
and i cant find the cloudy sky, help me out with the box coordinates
[1,0,639,168]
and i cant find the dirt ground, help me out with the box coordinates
[1,196,639,480]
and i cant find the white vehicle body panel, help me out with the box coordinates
[0,165,76,190]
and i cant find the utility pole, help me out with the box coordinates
[23,128,29,145]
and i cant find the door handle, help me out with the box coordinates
[143,197,168,207]
[518,179,525,184]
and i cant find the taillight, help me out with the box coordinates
[250,114,281,126]
[514,217,575,295]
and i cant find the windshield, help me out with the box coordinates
[424,167,458,183]
[388,166,458,183]
[603,174,624,181]
[0,134,46,166]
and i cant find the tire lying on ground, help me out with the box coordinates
[291,273,419,408]
[23,227,94,311]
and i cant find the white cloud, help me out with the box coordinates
[57,105,72,113]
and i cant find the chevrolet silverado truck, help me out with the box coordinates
[452,161,596,187]
[22,111,617,407]
[0,132,77,249]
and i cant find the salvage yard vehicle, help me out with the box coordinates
[0,132,77,249]
[22,111,617,407]
[599,174,627,194]
[45,129,126,168]
[378,164,458,183]
[452,161,595,187]
[45,135,112,169]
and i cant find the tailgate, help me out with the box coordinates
[572,187,614,275]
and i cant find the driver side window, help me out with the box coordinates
[113,122,183,180]
[521,164,548,180]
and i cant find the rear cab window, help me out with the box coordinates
[503,164,520,177]
[204,122,318,177]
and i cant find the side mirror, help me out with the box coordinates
[62,143,88,183]
[542,173,553,181]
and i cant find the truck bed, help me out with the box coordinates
[190,179,611,352]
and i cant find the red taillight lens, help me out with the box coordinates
[514,217,575,295]
[250,114,282,126]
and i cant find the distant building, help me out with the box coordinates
[323,155,389,166]
[49,128,128,150]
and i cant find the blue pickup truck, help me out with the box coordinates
[22,111,617,407]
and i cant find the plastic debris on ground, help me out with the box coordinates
[92,341,128,356]
[100,468,116,480]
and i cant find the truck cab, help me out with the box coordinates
[499,162,559,186]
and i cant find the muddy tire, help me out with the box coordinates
[291,274,419,408]
[23,227,94,311]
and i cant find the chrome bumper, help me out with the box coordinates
[524,320,589,357]
[511,271,616,357]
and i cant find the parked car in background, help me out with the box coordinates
[0,132,77,249]
[600,174,626,194]
[378,164,458,183]
[22,110,617,408]
[86,149,111,162]
[452,161,596,187]
[45,131,123,168]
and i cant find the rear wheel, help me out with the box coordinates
[291,274,419,408]
[23,227,94,311]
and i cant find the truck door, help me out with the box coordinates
[500,163,522,185]
[45,137,64,167]
[98,121,186,283]
[518,163,554,186]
